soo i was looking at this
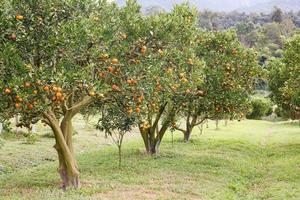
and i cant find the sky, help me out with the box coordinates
[113,0,272,12]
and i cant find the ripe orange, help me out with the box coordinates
[15,103,21,109]
[111,58,119,65]
[16,15,24,20]
[27,103,33,110]
[4,88,11,94]
[141,46,147,54]
[89,91,95,97]
[17,97,23,102]
[112,84,120,91]
[43,85,50,92]
[136,107,141,113]
[98,72,106,78]
[24,82,31,88]
[108,66,114,73]
[55,92,63,98]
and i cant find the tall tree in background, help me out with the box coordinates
[269,35,300,122]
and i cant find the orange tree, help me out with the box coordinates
[173,30,260,142]
[96,3,204,154]
[0,0,119,189]
[269,35,300,122]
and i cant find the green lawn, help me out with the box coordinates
[0,119,300,200]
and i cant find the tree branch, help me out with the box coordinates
[68,96,94,116]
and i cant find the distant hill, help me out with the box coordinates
[237,0,300,13]
[114,0,300,13]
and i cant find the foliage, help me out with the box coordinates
[23,132,39,144]
[268,35,300,120]
[173,30,260,141]
[0,0,111,189]
[246,98,273,119]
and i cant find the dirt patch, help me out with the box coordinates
[95,188,158,200]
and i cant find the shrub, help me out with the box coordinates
[247,98,273,119]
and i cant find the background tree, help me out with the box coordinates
[271,7,283,23]
[268,35,300,122]
[173,30,259,142]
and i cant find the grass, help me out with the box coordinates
[0,119,300,200]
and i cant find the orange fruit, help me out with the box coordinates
[27,103,33,110]
[112,84,120,91]
[24,82,31,88]
[55,92,63,98]
[98,72,106,78]
[43,85,50,91]
[111,58,119,65]
[15,103,21,109]
[52,86,58,92]
[16,15,24,20]
[108,66,114,73]
[89,91,95,97]
[4,88,11,94]
[136,107,141,113]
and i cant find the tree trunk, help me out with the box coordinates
[45,112,80,190]
[216,119,219,130]
[118,145,122,168]
[184,126,194,143]
[225,119,228,127]
[15,115,20,134]
[200,123,204,135]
